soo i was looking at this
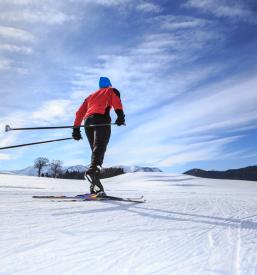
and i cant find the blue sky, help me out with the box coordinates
[0,0,257,172]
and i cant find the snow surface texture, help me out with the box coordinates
[1,173,257,275]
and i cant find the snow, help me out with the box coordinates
[1,172,257,275]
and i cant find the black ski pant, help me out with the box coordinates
[84,114,111,167]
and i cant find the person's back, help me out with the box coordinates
[72,77,125,196]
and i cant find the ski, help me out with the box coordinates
[32,194,145,203]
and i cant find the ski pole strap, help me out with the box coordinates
[0,138,72,150]
[5,123,117,132]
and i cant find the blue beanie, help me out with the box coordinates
[99,77,112,88]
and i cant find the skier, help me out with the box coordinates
[72,77,125,196]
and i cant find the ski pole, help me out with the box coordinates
[0,137,72,150]
[5,123,117,132]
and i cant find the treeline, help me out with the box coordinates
[184,166,257,181]
[58,167,125,180]
[34,157,124,179]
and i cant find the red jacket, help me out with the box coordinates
[74,87,123,126]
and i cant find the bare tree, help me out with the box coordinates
[50,160,63,178]
[34,157,49,177]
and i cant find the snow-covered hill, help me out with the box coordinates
[1,173,257,275]
[1,165,161,176]
[115,165,162,173]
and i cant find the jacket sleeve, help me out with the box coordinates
[73,99,88,127]
[111,88,123,111]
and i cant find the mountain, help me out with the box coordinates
[113,165,162,173]
[184,165,257,181]
[65,165,89,173]
[1,165,162,177]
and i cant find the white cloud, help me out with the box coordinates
[136,2,162,13]
[94,0,129,6]
[184,0,257,23]
[157,15,207,30]
[0,26,35,41]
[0,59,12,70]
[31,99,72,123]
[0,0,34,5]
[0,10,74,25]
[71,26,224,115]
[0,43,32,54]
[156,136,241,167]
[0,0,256,170]
[107,75,257,167]
[0,97,75,164]
[0,58,27,73]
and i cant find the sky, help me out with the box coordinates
[0,0,257,173]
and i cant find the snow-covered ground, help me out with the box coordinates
[1,172,257,275]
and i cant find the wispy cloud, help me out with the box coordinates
[0,0,34,5]
[184,0,257,23]
[31,100,72,123]
[0,25,35,73]
[89,0,130,6]
[157,136,242,167]
[108,75,257,167]
[0,59,12,70]
[0,43,32,54]
[0,26,35,41]
[0,10,74,25]
[156,15,207,30]
[0,0,256,171]
[0,98,74,158]
[0,58,27,73]
[71,17,224,114]
[136,2,162,13]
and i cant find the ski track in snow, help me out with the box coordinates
[1,173,257,275]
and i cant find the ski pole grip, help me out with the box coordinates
[5,125,11,132]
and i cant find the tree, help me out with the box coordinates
[50,160,63,178]
[34,157,49,177]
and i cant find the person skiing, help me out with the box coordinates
[72,77,125,196]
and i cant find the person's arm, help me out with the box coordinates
[111,88,125,126]
[72,98,88,140]
[74,99,88,127]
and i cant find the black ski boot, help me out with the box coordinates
[85,165,105,195]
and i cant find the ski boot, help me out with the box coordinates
[95,190,107,197]
[85,166,105,196]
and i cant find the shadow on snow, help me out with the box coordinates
[52,200,257,230]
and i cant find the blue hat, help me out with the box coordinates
[99,77,112,88]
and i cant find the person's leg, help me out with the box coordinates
[84,116,111,195]
[84,119,101,193]
[85,121,94,151]
[86,125,110,195]
[91,125,111,167]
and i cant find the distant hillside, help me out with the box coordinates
[0,165,162,178]
[114,165,162,173]
[184,166,257,181]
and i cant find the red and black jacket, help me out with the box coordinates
[74,87,124,127]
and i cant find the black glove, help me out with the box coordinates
[115,109,125,126]
[72,127,82,140]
